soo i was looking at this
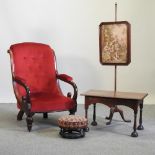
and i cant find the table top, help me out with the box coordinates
[81,89,148,100]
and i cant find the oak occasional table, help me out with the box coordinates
[81,90,148,137]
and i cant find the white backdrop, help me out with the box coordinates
[0,0,154,104]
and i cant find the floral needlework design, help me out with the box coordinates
[101,24,127,63]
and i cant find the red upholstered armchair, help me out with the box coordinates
[8,42,78,131]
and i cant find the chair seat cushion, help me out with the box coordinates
[58,115,88,129]
[30,93,75,112]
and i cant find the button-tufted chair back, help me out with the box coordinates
[10,42,60,97]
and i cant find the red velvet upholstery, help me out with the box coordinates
[8,42,77,131]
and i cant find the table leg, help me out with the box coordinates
[131,109,138,137]
[137,101,144,130]
[85,108,88,119]
[84,104,90,132]
[91,103,97,126]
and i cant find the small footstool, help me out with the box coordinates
[58,115,89,139]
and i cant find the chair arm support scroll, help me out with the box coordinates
[56,74,73,82]
[57,74,78,100]
[13,76,31,104]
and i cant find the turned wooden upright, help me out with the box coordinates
[99,3,131,124]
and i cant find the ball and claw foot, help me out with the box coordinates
[91,121,97,126]
[137,125,144,130]
[131,131,138,137]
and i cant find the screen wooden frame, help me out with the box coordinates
[99,21,131,65]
